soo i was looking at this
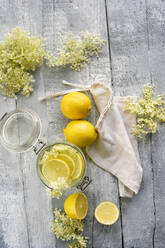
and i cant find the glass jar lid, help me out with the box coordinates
[0,109,41,152]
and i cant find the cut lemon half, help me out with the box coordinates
[57,154,75,176]
[42,159,70,182]
[64,192,88,220]
[71,153,83,181]
[95,201,119,225]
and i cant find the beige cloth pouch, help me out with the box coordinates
[87,82,142,198]
[41,79,143,198]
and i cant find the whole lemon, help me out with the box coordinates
[63,120,97,147]
[61,92,91,119]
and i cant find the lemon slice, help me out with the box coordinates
[71,153,83,181]
[95,201,119,225]
[46,154,56,161]
[64,192,88,220]
[42,159,70,182]
[57,154,75,176]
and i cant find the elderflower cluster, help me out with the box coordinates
[47,178,69,199]
[47,31,105,71]
[0,27,46,98]
[123,84,165,138]
[0,27,104,98]
[51,209,88,248]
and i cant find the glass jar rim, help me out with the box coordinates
[0,109,41,153]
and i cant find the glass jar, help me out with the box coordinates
[0,109,41,152]
[0,109,91,191]
[37,142,87,189]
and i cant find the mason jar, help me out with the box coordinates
[0,109,91,191]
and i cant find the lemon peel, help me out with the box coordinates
[64,193,88,220]
[61,92,91,119]
[63,120,97,147]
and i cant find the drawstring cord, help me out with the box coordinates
[40,79,113,130]
[62,80,91,89]
[40,80,90,101]
[94,85,113,129]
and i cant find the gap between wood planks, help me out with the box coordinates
[145,0,157,246]
[15,100,31,247]
[104,0,157,247]
[104,1,124,247]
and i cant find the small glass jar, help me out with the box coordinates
[0,109,91,191]
[37,142,87,189]
[0,109,41,152]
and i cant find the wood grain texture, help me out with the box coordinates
[106,0,155,247]
[0,99,29,248]
[146,0,165,247]
[41,0,122,247]
[0,2,29,247]
[0,0,165,247]
[7,1,56,248]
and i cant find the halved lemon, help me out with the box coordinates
[57,154,75,176]
[71,153,83,181]
[42,159,70,182]
[95,201,119,225]
[64,192,88,220]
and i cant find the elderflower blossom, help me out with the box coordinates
[51,208,88,248]
[47,31,105,71]
[0,27,47,98]
[47,178,69,199]
[123,84,165,138]
[0,27,104,98]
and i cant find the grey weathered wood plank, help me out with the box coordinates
[0,100,29,248]
[146,0,165,247]
[1,0,165,247]
[0,2,30,247]
[41,0,122,247]
[16,72,56,248]
[106,0,155,247]
[8,0,56,247]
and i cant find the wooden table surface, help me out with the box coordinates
[0,0,165,247]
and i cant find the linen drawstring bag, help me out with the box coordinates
[41,78,143,198]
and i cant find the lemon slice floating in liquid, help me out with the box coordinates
[42,159,70,182]
[71,153,84,181]
[57,153,75,177]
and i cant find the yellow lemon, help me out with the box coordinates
[42,159,70,182]
[63,120,97,147]
[61,92,91,119]
[64,192,88,220]
[95,201,119,225]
